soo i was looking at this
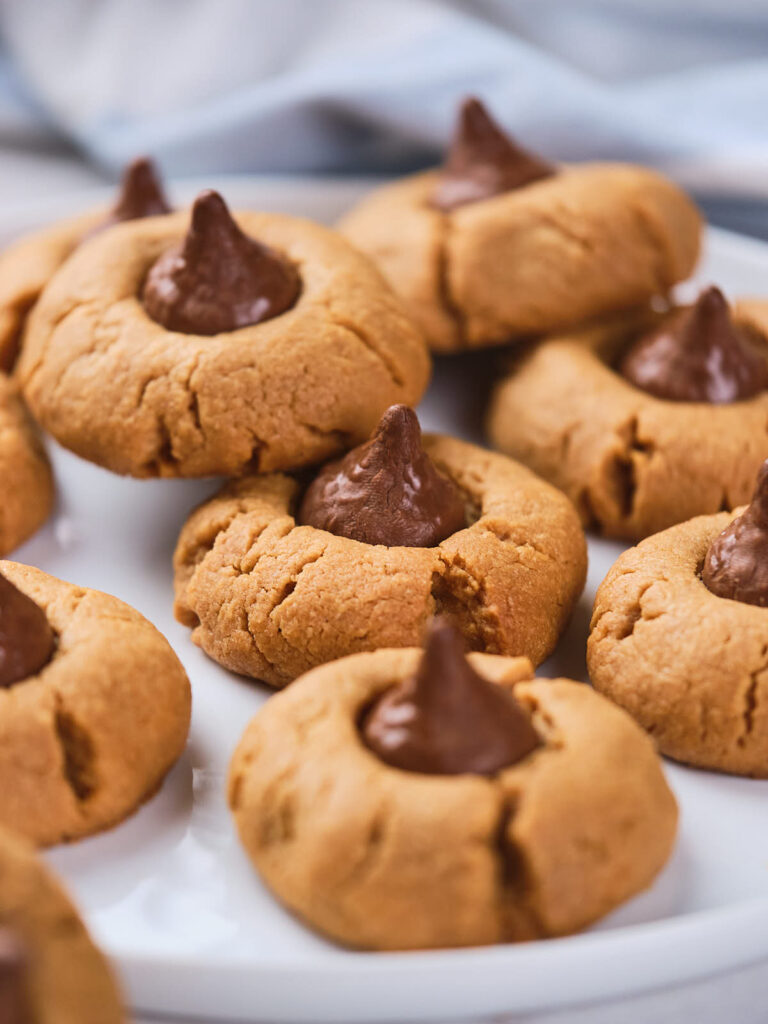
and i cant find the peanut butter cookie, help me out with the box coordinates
[339,98,701,352]
[0,375,53,556]
[0,824,125,1022]
[488,292,768,540]
[18,191,429,478]
[0,157,171,372]
[589,461,768,776]
[0,561,191,845]
[229,627,677,950]
[174,410,586,687]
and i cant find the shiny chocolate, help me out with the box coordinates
[362,619,540,775]
[621,286,768,403]
[142,190,300,335]
[0,573,55,689]
[431,96,555,212]
[298,405,467,547]
[703,460,768,606]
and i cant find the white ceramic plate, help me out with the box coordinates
[7,178,768,1023]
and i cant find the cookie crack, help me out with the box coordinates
[337,806,389,892]
[430,550,500,652]
[435,214,467,347]
[606,414,654,522]
[53,695,96,803]
[740,646,768,748]
[268,549,327,620]
[327,312,405,389]
[480,521,555,564]
[492,795,545,940]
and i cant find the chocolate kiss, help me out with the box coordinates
[298,405,467,547]
[0,573,55,688]
[431,96,555,212]
[703,461,768,606]
[0,929,30,1024]
[621,286,768,403]
[141,190,300,335]
[362,619,541,775]
[85,157,172,240]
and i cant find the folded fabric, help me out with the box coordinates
[1,0,768,199]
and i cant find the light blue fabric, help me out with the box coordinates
[1,0,768,211]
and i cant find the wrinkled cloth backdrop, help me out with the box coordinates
[1,0,768,234]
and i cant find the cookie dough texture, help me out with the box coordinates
[0,374,54,556]
[0,562,191,845]
[339,164,701,352]
[229,648,677,950]
[18,210,430,478]
[174,436,587,687]
[487,303,768,540]
[589,511,768,775]
[0,212,102,372]
[0,824,124,1022]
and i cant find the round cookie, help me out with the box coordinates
[339,99,701,353]
[0,157,171,372]
[0,825,125,1022]
[0,375,53,556]
[18,193,430,479]
[487,299,768,540]
[0,561,191,845]
[174,431,587,687]
[588,498,768,777]
[228,643,677,950]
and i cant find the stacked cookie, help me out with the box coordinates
[1,98,754,968]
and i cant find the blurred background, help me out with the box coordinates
[1,0,768,236]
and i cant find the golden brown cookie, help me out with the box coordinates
[339,164,701,353]
[0,561,191,845]
[0,212,103,373]
[228,646,677,950]
[174,435,587,687]
[0,375,53,556]
[0,157,172,373]
[0,824,125,1022]
[588,509,768,776]
[18,203,430,478]
[487,301,768,540]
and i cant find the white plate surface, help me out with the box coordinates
[6,178,768,1023]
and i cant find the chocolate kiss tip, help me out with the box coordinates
[113,155,170,217]
[372,404,421,449]
[191,188,229,223]
[361,616,540,776]
[457,95,508,143]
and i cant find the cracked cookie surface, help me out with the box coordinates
[173,435,587,687]
[0,373,54,556]
[0,824,125,1022]
[228,647,677,950]
[589,511,768,776]
[338,164,701,352]
[17,210,430,478]
[487,302,768,540]
[0,562,191,845]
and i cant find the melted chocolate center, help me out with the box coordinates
[702,460,768,606]
[620,286,768,403]
[431,96,555,212]
[141,190,300,335]
[0,573,55,689]
[362,619,540,775]
[298,405,467,547]
[0,928,31,1024]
